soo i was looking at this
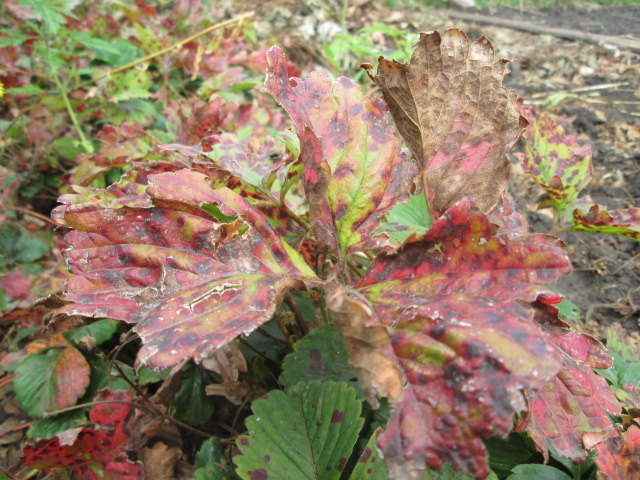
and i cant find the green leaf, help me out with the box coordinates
[106,98,157,126]
[280,324,358,388]
[88,38,142,67]
[0,29,36,47]
[235,381,365,480]
[486,434,535,479]
[0,222,49,266]
[51,137,84,161]
[349,428,387,480]
[506,464,572,480]
[5,85,46,95]
[63,319,119,346]
[19,0,77,36]
[193,437,241,480]
[376,194,432,244]
[26,409,88,439]
[109,70,153,103]
[14,346,91,417]
[173,365,214,425]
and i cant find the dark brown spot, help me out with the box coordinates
[331,410,344,423]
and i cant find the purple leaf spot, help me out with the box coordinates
[338,457,348,472]
[309,349,323,371]
[359,447,372,462]
[263,455,271,463]
[248,468,269,480]
[331,410,344,423]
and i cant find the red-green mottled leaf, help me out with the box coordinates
[347,200,571,479]
[265,46,417,257]
[13,334,90,418]
[23,389,141,480]
[364,29,526,219]
[518,112,592,215]
[571,205,640,241]
[522,304,619,463]
[594,424,640,480]
[52,168,318,369]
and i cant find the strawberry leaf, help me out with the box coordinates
[235,381,365,480]
[365,29,526,218]
[23,389,142,480]
[346,200,572,478]
[571,205,640,240]
[376,194,433,244]
[14,339,90,417]
[53,168,319,369]
[280,323,359,389]
[265,46,417,257]
[350,428,388,480]
[594,425,640,480]
[523,307,619,463]
[518,112,592,216]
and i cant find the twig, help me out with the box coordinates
[256,326,290,346]
[0,420,32,438]
[612,253,640,275]
[3,205,63,227]
[74,12,254,91]
[529,82,630,99]
[441,10,640,53]
[43,400,212,439]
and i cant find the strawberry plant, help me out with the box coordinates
[517,110,640,239]
[3,17,639,480]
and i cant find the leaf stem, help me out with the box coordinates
[284,293,309,336]
[281,203,311,232]
[74,12,255,91]
[43,400,212,439]
[43,35,93,154]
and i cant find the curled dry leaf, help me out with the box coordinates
[324,276,404,409]
[364,29,526,218]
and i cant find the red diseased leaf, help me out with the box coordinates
[265,46,417,256]
[344,200,571,478]
[13,334,90,418]
[518,112,592,215]
[23,389,142,480]
[205,133,289,193]
[365,29,526,218]
[53,168,318,369]
[522,305,619,463]
[594,425,640,480]
[572,205,640,241]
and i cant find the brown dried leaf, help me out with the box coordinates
[366,29,526,218]
[324,276,404,409]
